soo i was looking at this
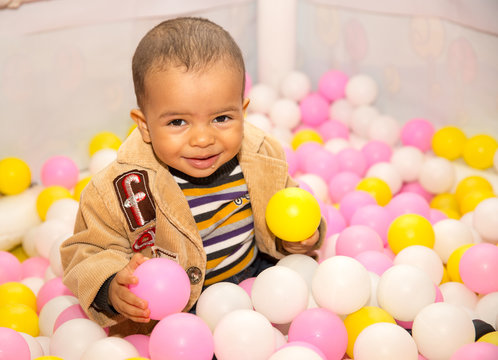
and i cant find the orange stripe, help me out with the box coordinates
[182,178,246,196]
[203,246,255,286]
[197,199,250,231]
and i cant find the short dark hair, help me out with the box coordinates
[132,17,246,109]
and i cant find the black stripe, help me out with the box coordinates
[205,240,255,280]
[194,202,251,224]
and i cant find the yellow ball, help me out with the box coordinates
[73,176,91,201]
[0,157,31,195]
[89,131,122,156]
[36,185,72,221]
[0,282,37,312]
[459,189,495,214]
[291,129,323,150]
[34,357,64,360]
[356,177,392,206]
[9,244,29,262]
[387,214,435,254]
[431,126,467,160]
[462,134,498,169]
[478,331,498,346]
[455,176,493,203]
[440,265,450,284]
[0,303,39,336]
[439,207,461,220]
[343,306,396,358]
[265,187,321,242]
[125,358,150,360]
[430,193,459,212]
[447,243,474,282]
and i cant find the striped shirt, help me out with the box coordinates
[170,157,257,285]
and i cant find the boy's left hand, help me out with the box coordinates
[281,230,319,256]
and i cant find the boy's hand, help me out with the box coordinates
[108,253,151,323]
[281,230,319,256]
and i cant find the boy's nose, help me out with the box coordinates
[189,126,215,147]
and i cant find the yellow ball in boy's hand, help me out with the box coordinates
[36,185,72,221]
[0,157,31,195]
[266,187,321,242]
[89,131,122,156]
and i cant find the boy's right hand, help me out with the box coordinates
[108,253,151,323]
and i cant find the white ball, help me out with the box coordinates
[276,254,318,289]
[196,282,253,332]
[353,322,418,360]
[22,226,41,257]
[295,173,329,202]
[390,146,425,182]
[39,295,80,336]
[20,276,44,296]
[366,162,402,195]
[45,198,79,229]
[89,149,117,176]
[350,106,379,139]
[394,245,444,285]
[433,219,474,263]
[245,113,273,133]
[50,318,108,360]
[475,292,498,328]
[494,149,498,172]
[439,282,478,310]
[418,156,456,194]
[412,302,475,360]
[345,74,378,106]
[80,337,140,360]
[273,327,287,349]
[473,197,498,244]
[248,83,278,113]
[312,256,370,315]
[269,98,301,129]
[366,272,380,307]
[329,98,353,126]
[251,266,308,324]
[280,70,311,102]
[377,264,436,321]
[35,336,51,356]
[49,233,71,277]
[271,126,293,147]
[18,332,44,359]
[32,219,74,259]
[368,115,400,147]
[324,138,352,154]
[269,344,324,360]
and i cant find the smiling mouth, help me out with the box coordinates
[185,154,220,169]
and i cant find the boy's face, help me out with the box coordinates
[132,61,249,178]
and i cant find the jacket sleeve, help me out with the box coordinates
[60,180,132,327]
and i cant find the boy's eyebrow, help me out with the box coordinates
[209,106,241,116]
[159,106,241,119]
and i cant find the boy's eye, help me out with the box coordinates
[167,119,186,126]
[213,115,230,123]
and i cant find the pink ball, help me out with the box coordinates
[361,140,393,168]
[299,92,329,127]
[399,181,434,203]
[429,209,448,224]
[283,147,298,176]
[339,190,377,224]
[244,72,252,97]
[396,319,413,330]
[400,118,435,152]
[460,243,498,294]
[295,141,323,171]
[323,205,347,237]
[328,171,361,203]
[37,277,74,313]
[336,225,383,258]
[124,334,150,358]
[296,179,315,195]
[21,256,50,279]
[386,192,431,220]
[355,250,393,276]
[288,307,348,360]
[435,284,444,303]
[0,250,22,284]
[41,155,79,189]
[149,313,214,360]
[450,342,498,360]
[53,303,89,332]
[337,148,367,177]
[0,327,31,360]
[238,277,256,298]
[318,120,350,141]
[350,204,391,245]
[303,149,340,182]
[318,70,349,101]
[129,258,190,320]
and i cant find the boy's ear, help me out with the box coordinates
[130,109,151,143]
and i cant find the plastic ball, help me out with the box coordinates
[36,185,72,221]
[451,342,498,360]
[246,113,273,133]
[265,187,321,242]
[37,277,74,313]
[129,258,190,320]
[41,156,79,190]
[387,214,435,254]
[18,332,44,359]
[324,137,351,154]
[0,250,22,284]
[351,204,391,245]
[446,243,474,283]
[288,307,348,360]
[460,189,495,214]
[478,331,498,346]
[329,98,353,125]
[412,302,475,360]
[317,119,350,141]
[430,193,459,215]
[322,205,347,238]
[269,98,301,129]
[366,162,402,195]
[302,148,340,182]
[312,256,371,315]
[213,309,275,360]
[89,131,122,156]
[0,281,37,311]
[337,148,367,177]
[53,304,89,332]
[318,69,349,101]
[476,293,498,330]
[123,334,150,359]
[439,282,478,311]
[89,149,118,175]
[400,118,435,152]
[296,173,329,202]
[433,219,474,263]
[328,171,361,203]
[368,115,400,147]
[0,157,31,195]
[345,74,378,106]
[343,306,396,358]
[46,198,79,227]
[31,219,73,259]
[277,253,319,288]
[339,190,377,224]
[39,295,79,336]
[353,322,418,360]
[355,251,394,276]
[73,176,91,201]
[291,129,323,150]
[472,197,498,243]
[336,225,383,258]
[431,126,467,160]
[0,303,39,336]
[350,105,379,139]
[460,243,498,294]
[419,156,456,194]
[390,146,425,182]
[248,83,278,114]
[356,177,392,206]
[394,245,444,285]
[386,192,431,219]
[361,140,393,167]
[299,92,329,127]
[244,71,252,96]
[463,134,498,169]
[280,70,312,102]
[196,282,252,332]
[0,327,31,360]
[269,343,325,360]
[21,256,50,281]
[80,337,140,360]
[455,175,493,202]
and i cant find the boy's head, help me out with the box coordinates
[130,17,250,179]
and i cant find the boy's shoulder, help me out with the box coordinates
[242,121,286,160]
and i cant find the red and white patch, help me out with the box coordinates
[132,226,156,252]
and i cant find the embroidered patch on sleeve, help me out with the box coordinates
[132,226,156,252]
[113,169,156,231]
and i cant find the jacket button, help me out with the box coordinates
[186,266,202,284]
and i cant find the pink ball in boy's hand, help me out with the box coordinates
[129,258,190,320]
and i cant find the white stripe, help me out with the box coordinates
[189,199,232,217]
[207,240,254,273]
[203,228,253,254]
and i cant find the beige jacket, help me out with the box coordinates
[61,122,324,336]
